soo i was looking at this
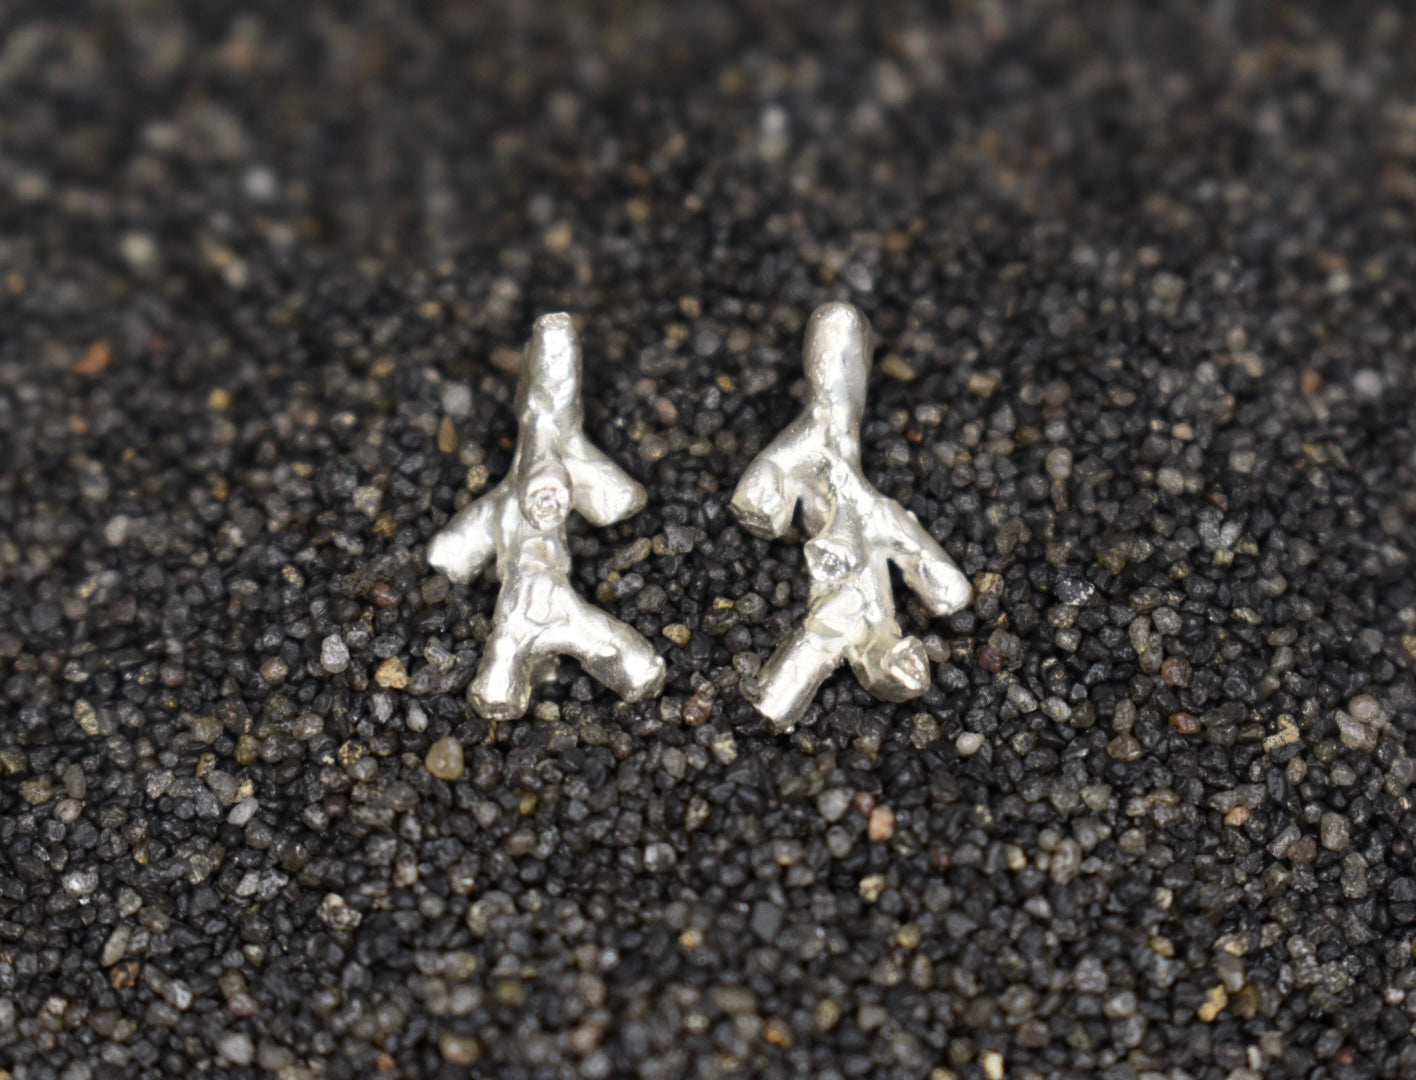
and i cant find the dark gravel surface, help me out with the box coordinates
[3,2,1416,1078]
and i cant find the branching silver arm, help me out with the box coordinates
[879,500,973,617]
[427,489,503,584]
[729,451,798,540]
[564,434,649,526]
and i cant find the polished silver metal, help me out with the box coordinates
[731,302,972,731]
[428,314,667,720]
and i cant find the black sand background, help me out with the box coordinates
[2,2,1416,1077]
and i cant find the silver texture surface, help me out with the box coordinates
[731,302,973,731]
[428,314,667,719]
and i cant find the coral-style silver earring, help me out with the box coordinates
[730,302,972,731]
[428,314,667,720]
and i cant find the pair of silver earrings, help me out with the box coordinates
[427,303,972,732]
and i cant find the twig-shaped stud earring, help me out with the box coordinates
[428,314,667,720]
[731,302,972,731]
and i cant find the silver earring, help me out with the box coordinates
[428,314,667,720]
[730,302,972,731]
